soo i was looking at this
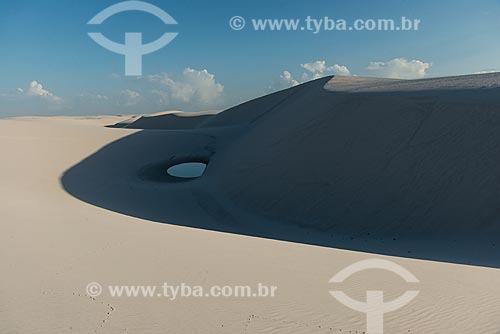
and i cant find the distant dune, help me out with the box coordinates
[112,110,221,129]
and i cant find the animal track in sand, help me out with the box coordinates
[71,291,116,333]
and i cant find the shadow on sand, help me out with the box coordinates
[62,76,500,268]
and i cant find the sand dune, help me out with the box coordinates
[2,75,500,333]
[211,74,500,240]
[112,110,221,129]
[62,74,500,266]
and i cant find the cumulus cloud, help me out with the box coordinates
[365,58,431,79]
[271,60,351,91]
[78,93,109,102]
[301,60,351,78]
[120,89,142,106]
[279,70,300,87]
[68,68,225,112]
[269,71,300,91]
[17,80,61,102]
[144,68,224,108]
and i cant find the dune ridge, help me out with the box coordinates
[60,74,500,266]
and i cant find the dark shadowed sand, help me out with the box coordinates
[63,74,500,267]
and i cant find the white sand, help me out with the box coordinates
[1,75,500,333]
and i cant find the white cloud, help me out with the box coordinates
[25,80,62,102]
[301,61,327,74]
[53,68,225,113]
[271,60,351,91]
[182,68,224,104]
[151,89,170,106]
[0,80,66,115]
[365,58,431,79]
[144,68,224,108]
[301,60,351,77]
[326,64,351,76]
[120,89,142,106]
[77,93,110,105]
[80,93,108,100]
[268,71,301,91]
[281,70,300,87]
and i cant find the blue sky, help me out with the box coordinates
[0,0,499,117]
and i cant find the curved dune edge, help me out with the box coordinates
[57,74,500,268]
[110,110,222,129]
[1,113,500,334]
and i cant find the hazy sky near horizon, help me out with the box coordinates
[0,0,499,117]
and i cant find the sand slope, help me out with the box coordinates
[1,116,500,334]
[211,74,500,238]
[62,74,500,266]
[2,75,500,333]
